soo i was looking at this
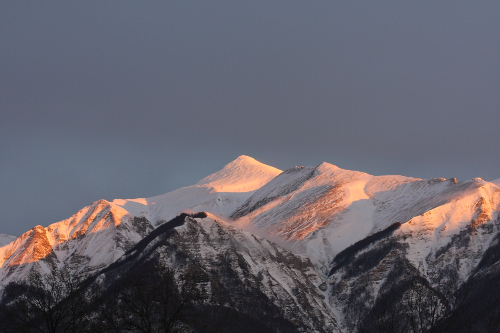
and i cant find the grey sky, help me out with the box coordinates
[1,1,499,235]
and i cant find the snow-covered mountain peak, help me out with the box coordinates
[110,156,282,227]
[0,197,153,285]
[195,155,281,192]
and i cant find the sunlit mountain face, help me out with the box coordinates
[1,156,499,332]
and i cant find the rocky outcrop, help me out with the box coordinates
[0,199,153,285]
[92,213,341,333]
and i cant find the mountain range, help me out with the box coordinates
[1,155,499,332]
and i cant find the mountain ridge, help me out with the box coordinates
[1,156,499,280]
[1,155,500,332]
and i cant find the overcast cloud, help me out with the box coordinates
[1,1,499,235]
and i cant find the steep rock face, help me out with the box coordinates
[448,213,500,332]
[0,199,153,285]
[93,214,341,333]
[398,183,500,285]
[326,181,500,331]
[327,224,410,331]
[0,225,57,281]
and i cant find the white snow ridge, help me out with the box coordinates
[1,155,499,332]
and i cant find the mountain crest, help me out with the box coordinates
[195,155,281,192]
